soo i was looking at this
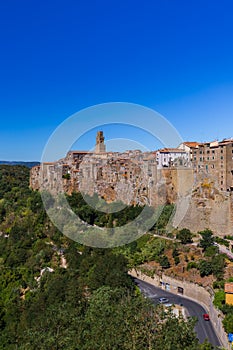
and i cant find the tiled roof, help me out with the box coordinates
[183,142,200,148]
[225,283,233,293]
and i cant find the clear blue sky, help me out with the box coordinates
[1,0,233,160]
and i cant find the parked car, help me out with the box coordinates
[203,313,210,321]
[159,297,169,304]
[164,303,173,307]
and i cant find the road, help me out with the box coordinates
[134,278,221,348]
[217,243,233,259]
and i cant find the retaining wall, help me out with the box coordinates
[129,269,228,349]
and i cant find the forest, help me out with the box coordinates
[0,165,219,349]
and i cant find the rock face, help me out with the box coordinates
[30,151,233,237]
[177,180,233,236]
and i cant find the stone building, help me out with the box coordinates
[156,148,190,169]
[29,132,233,236]
[189,139,233,192]
[30,133,233,196]
[178,142,199,161]
[95,131,106,153]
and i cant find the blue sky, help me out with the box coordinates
[1,0,233,160]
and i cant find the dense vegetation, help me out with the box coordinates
[0,165,221,349]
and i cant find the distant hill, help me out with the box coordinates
[0,161,40,168]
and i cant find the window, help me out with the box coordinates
[212,150,215,153]
[221,156,224,160]
[212,156,215,160]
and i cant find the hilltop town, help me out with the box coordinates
[30,131,233,236]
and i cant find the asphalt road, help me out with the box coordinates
[134,278,221,348]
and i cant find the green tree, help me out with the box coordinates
[223,313,233,333]
[176,228,193,244]
[199,229,214,251]
[199,340,215,349]
[212,254,225,280]
[204,245,219,257]
[213,290,225,309]
[159,255,170,269]
[198,260,213,277]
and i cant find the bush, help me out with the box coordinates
[159,255,170,269]
[176,228,193,244]
[212,254,225,280]
[187,261,198,270]
[213,280,225,289]
[198,260,212,277]
[204,245,219,257]
[213,290,225,309]
[223,313,233,333]
[214,236,229,247]
[199,229,214,251]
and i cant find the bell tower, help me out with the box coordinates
[95,131,106,153]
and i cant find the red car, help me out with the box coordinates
[203,313,210,321]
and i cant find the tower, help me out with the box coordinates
[95,131,106,153]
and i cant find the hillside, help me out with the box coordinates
[0,161,39,168]
[0,165,224,349]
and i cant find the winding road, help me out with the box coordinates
[134,278,222,347]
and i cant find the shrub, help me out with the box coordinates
[187,261,198,270]
[176,228,193,244]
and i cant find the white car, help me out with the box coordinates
[159,297,169,304]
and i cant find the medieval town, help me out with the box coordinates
[30,131,233,236]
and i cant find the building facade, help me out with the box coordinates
[189,139,233,192]
[30,133,233,201]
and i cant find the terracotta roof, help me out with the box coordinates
[183,142,200,148]
[225,283,233,293]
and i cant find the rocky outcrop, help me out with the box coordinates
[176,179,233,236]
